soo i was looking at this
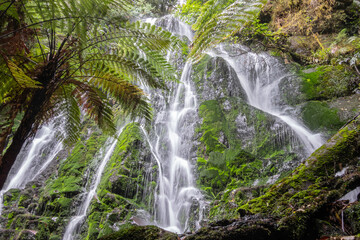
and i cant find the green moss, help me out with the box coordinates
[76,123,153,238]
[240,116,360,218]
[3,189,20,207]
[302,101,345,134]
[47,175,83,196]
[99,224,178,240]
[38,129,108,219]
[198,100,228,154]
[300,65,356,100]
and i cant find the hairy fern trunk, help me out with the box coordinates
[0,62,57,189]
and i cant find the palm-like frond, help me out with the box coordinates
[6,58,42,89]
[69,79,116,134]
[125,21,184,52]
[189,0,266,62]
[0,60,17,104]
[73,69,152,125]
[192,0,235,31]
[55,85,82,144]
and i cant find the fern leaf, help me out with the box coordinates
[69,79,116,134]
[189,0,266,62]
[6,59,42,89]
[56,85,82,144]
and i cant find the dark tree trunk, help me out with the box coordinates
[0,57,58,189]
[0,87,48,189]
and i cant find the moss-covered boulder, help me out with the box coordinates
[300,65,357,101]
[187,115,360,240]
[98,224,178,240]
[301,101,345,136]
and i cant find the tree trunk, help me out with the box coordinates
[0,88,48,189]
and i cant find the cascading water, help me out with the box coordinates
[142,16,206,233]
[0,116,64,214]
[152,62,204,233]
[62,126,125,240]
[208,44,324,155]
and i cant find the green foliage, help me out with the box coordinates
[196,100,266,197]
[188,0,266,61]
[0,0,182,167]
[78,123,153,238]
[231,18,286,49]
[128,0,154,17]
[193,0,235,29]
[40,130,107,217]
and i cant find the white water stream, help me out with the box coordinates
[142,16,206,233]
[62,126,125,240]
[208,45,324,155]
[153,62,204,233]
[0,117,64,214]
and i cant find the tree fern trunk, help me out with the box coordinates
[0,62,56,189]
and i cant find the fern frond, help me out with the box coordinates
[72,72,152,125]
[124,21,184,52]
[55,85,81,144]
[5,59,42,89]
[0,60,18,104]
[189,0,266,62]
[140,47,178,83]
[192,0,234,31]
[69,79,116,134]
[81,53,168,89]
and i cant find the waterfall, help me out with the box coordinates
[62,126,125,240]
[208,45,324,155]
[0,116,64,214]
[142,16,205,233]
[152,62,204,233]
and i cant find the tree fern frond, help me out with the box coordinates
[192,0,234,31]
[124,21,184,52]
[71,73,152,125]
[0,0,19,22]
[139,47,178,83]
[5,58,43,89]
[189,0,266,62]
[56,85,81,144]
[0,60,18,104]
[69,79,116,134]
[81,53,167,89]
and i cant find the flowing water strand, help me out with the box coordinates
[142,16,205,233]
[0,116,64,214]
[208,45,324,155]
[62,126,125,240]
[149,61,203,233]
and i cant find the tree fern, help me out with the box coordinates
[0,0,182,188]
[189,0,267,62]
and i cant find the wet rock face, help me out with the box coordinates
[194,56,246,102]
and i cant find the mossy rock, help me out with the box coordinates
[300,65,357,100]
[98,224,178,240]
[235,116,360,239]
[301,101,345,135]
